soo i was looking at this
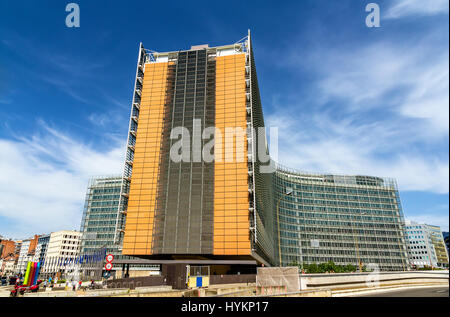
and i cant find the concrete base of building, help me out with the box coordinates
[114,270,159,279]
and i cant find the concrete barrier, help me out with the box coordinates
[300,270,449,290]
[184,283,257,297]
[268,289,332,297]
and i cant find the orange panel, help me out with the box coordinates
[122,62,170,256]
[214,54,250,256]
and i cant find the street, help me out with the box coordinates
[356,286,449,297]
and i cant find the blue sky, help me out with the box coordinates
[0,0,448,239]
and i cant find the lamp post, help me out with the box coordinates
[350,211,366,272]
[276,187,293,267]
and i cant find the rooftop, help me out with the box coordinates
[275,163,398,189]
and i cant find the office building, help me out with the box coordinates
[405,220,438,268]
[0,239,16,259]
[15,235,40,274]
[16,239,31,274]
[105,33,415,279]
[425,225,448,268]
[33,234,50,264]
[0,239,19,276]
[273,165,409,271]
[443,232,449,260]
[14,240,22,257]
[116,31,275,269]
[1,258,16,276]
[80,176,123,256]
[41,230,81,278]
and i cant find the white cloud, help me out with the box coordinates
[0,123,125,240]
[311,42,449,138]
[266,28,449,195]
[385,0,449,19]
[88,110,127,129]
[408,214,449,232]
[268,107,449,194]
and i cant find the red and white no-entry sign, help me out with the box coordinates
[105,263,113,271]
[106,254,114,263]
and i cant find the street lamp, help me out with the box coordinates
[350,211,366,272]
[277,187,293,267]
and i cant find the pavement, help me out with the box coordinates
[355,286,448,297]
[0,286,13,297]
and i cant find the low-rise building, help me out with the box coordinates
[33,234,51,264]
[4,259,16,275]
[41,230,81,279]
[0,239,16,259]
[0,257,16,277]
[16,238,35,274]
[405,220,438,268]
[426,225,449,268]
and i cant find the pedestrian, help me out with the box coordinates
[78,280,82,290]
[72,280,76,291]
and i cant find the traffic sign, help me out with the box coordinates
[105,263,113,271]
[106,254,114,263]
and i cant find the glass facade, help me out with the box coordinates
[273,165,409,271]
[405,221,437,268]
[426,225,449,268]
[153,49,216,255]
[33,234,50,263]
[80,176,159,277]
[80,176,124,257]
[406,221,449,268]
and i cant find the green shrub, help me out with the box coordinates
[302,261,358,273]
